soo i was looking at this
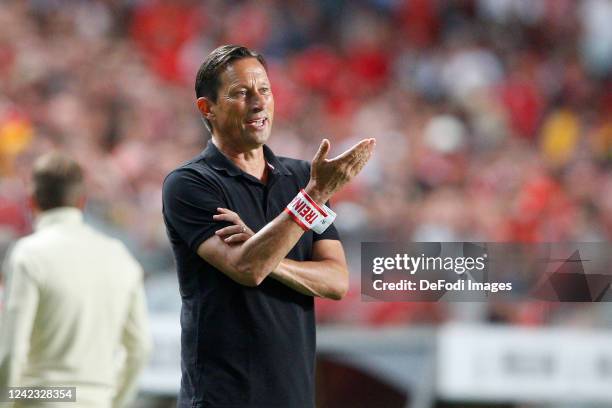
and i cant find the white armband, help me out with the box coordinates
[284,189,337,234]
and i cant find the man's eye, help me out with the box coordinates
[260,88,270,94]
[235,90,247,96]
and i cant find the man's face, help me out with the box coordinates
[209,58,274,150]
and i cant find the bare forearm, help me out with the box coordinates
[230,212,307,284]
[200,139,374,288]
[218,185,328,285]
[270,258,348,300]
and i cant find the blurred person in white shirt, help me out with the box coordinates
[0,152,152,407]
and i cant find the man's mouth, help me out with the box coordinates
[245,117,268,129]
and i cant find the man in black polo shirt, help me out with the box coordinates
[162,45,375,408]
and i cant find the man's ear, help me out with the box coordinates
[197,97,215,121]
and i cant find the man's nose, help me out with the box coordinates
[249,91,267,111]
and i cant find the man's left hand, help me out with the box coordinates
[214,208,254,244]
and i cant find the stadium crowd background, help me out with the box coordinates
[0,0,611,328]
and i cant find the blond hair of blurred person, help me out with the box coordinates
[0,152,152,407]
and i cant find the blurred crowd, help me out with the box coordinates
[1,0,611,326]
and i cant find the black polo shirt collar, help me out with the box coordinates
[201,140,292,178]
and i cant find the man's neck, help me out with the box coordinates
[212,137,269,182]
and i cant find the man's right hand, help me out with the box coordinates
[305,138,376,204]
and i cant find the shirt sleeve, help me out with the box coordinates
[0,245,39,388]
[114,249,152,408]
[162,169,231,253]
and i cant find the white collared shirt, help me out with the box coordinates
[0,207,151,407]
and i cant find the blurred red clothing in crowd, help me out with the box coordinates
[131,0,203,82]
